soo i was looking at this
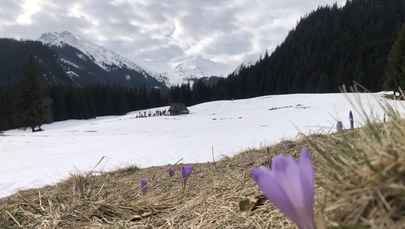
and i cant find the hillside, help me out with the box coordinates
[0,39,71,85]
[183,0,405,102]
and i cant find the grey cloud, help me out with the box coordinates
[135,44,185,62]
[202,31,253,57]
[0,1,20,18]
[0,0,343,72]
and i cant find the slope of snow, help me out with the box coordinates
[164,56,232,86]
[232,49,274,75]
[0,92,402,197]
[233,52,263,74]
[38,31,150,77]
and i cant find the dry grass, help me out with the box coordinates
[1,101,405,228]
[314,100,405,229]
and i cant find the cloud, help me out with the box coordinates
[0,0,345,72]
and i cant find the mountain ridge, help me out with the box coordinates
[38,31,149,75]
[37,31,168,89]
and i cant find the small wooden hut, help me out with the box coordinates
[168,103,189,115]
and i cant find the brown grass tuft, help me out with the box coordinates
[314,100,405,229]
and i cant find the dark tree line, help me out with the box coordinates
[384,24,405,93]
[48,84,164,121]
[0,83,166,131]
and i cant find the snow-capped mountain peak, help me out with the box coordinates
[164,55,233,86]
[233,52,264,74]
[38,31,147,74]
[37,31,168,88]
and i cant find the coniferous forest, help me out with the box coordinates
[0,81,165,131]
[169,0,405,101]
[1,0,405,131]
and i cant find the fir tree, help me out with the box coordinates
[14,55,51,132]
[384,24,405,93]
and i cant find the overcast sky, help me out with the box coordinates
[0,0,345,72]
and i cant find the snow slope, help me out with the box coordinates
[0,93,402,197]
[232,49,274,74]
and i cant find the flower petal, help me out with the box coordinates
[299,146,316,228]
[168,167,176,177]
[251,166,301,226]
[181,166,193,182]
[300,146,314,188]
[271,155,305,208]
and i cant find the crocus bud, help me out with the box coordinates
[140,179,147,195]
[181,166,193,185]
[336,121,343,132]
[168,166,175,177]
[349,111,354,129]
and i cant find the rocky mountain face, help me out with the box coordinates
[37,31,167,89]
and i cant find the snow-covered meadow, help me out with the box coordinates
[0,92,402,197]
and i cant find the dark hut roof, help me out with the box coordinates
[168,103,189,114]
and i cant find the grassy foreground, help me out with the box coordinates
[1,105,405,228]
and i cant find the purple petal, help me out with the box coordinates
[251,166,301,226]
[181,166,193,183]
[140,179,147,195]
[299,146,316,228]
[271,155,305,206]
[168,167,176,177]
[349,111,354,129]
[300,146,314,187]
[252,150,316,229]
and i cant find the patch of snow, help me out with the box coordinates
[60,58,80,69]
[66,71,79,79]
[76,53,86,60]
[232,49,273,75]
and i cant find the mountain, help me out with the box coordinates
[163,56,231,86]
[0,38,72,85]
[38,31,167,89]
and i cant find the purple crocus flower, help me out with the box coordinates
[181,166,193,185]
[251,145,315,229]
[349,110,354,129]
[336,121,343,132]
[168,166,176,177]
[140,179,148,195]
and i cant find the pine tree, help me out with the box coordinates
[14,55,51,132]
[384,24,405,93]
[0,86,10,131]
